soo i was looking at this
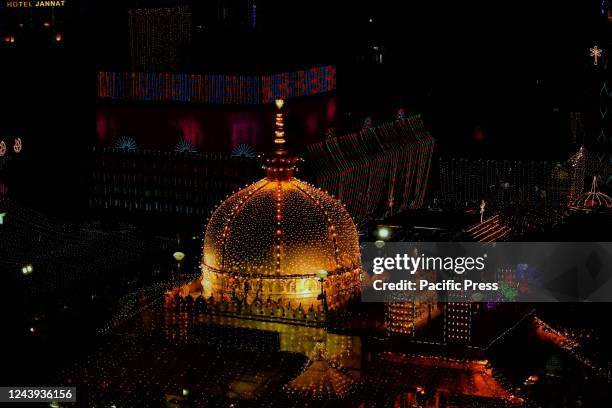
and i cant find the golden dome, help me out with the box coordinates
[199,99,361,313]
[202,177,361,277]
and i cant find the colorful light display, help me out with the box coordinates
[114,136,138,151]
[172,101,362,319]
[571,176,612,209]
[174,139,197,154]
[97,65,336,104]
[590,45,603,66]
[304,114,435,225]
[128,6,191,71]
[231,143,256,158]
[0,138,23,156]
[13,137,22,153]
[440,157,569,208]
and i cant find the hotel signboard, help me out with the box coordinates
[5,1,66,7]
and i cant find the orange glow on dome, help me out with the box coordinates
[196,100,361,314]
[201,177,362,310]
[203,179,361,276]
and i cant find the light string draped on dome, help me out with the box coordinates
[195,99,362,315]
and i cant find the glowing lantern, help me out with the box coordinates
[376,226,391,240]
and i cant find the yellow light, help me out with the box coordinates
[275,99,285,109]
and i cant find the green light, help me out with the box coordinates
[317,269,328,280]
[182,388,190,397]
[0,212,6,225]
[21,264,33,275]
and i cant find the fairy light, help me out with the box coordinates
[128,6,191,71]
[198,101,362,316]
[445,302,472,344]
[590,45,603,66]
[97,65,336,104]
[13,138,22,153]
[571,176,612,210]
[303,115,434,225]
[273,99,286,150]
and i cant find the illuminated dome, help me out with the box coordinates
[200,100,361,314]
[202,179,361,277]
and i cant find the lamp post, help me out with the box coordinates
[376,225,391,240]
[317,269,328,315]
[173,251,185,277]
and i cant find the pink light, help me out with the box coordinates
[228,112,259,148]
[306,113,318,136]
[326,98,337,122]
[177,117,203,146]
[96,113,109,143]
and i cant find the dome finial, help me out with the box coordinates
[264,99,300,181]
[273,99,286,154]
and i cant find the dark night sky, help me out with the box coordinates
[0,0,609,211]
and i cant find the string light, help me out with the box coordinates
[170,100,364,318]
[570,176,612,210]
[97,65,336,104]
[590,45,603,66]
[440,157,569,209]
[13,137,22,153]
[304,115,434,225]
[128,6,191,71]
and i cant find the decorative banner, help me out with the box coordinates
[97,66,336,104]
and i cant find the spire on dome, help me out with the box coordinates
[264,99,301,181]
[273,99,287,155]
